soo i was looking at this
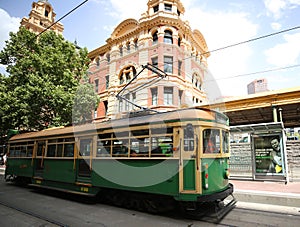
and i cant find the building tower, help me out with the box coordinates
[88,0,210,120]
[20,0,63,35]
[247,78,269,94]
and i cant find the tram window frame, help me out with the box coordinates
[37,142,45,157]
[97,133,112,157]
[184,124,194,151]
[222,130,230,153]
[203,129,221,154]
[64,143,74,157]
[46,138,75,158]
[79,139,92,157]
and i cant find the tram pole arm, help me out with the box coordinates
[116,63,167,98]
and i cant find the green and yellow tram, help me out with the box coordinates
[5,107,235,216]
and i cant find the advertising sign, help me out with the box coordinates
[254,134,284,175]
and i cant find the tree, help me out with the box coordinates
[0,27,98,133]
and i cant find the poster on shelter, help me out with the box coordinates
[254,135,284,174]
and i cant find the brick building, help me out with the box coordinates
[88,0,210,120]
[247,78,269,94]
[20,0,63,35]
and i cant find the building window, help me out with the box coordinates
[119,66,136,85]
[151,88,158,106]
[153,5,159,12]
[106,54,110,63]
[119,46,123,57]
[178,60,182,76]
[164,30,173,44]
[105,75,109,89]
[132,92,136,109]
[134,39,138,50]
[164,4,172,12]
[164,87,173,105]
[178,90,183,106]
[152,31,158,45]
[119,99,123,112]
[126,42,130,53]
[125,94,130,111]
[178,37,181,47]
[45,10,49,17]
[96,58,100,67]
[164,56,173,73]
[95,79,99,93]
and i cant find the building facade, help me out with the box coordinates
[88,0,210,120]
[247,78,269,94]
[20,0,63,35]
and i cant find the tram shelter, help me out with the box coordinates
[230,122,288,182]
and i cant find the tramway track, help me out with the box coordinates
[0,200,69,227]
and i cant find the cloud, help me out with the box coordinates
[0,8,20,50]
[264,32,300,67]
[264,0,300,19]
[185,8,258,96]
[108,0,148,20]
[271,22,282,30]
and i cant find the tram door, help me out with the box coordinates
[179,124,201,193]
[33,141,46,178]
[76,137,93,183]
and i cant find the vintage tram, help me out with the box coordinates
[5,107,235,217]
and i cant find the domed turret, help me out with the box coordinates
[146,0,185,18]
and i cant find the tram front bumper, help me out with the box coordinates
[197,183,234,203]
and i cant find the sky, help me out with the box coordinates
[1,0,300,98]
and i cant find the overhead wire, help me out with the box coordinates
[167,24,300,82]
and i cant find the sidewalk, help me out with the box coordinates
[230,179,300,207]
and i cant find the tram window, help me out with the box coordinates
[112,139,129,156]
[47,144,56,157]
[130,138,149,156]
[27,146,33,157]
[132,129,149,137]
[222,131,230,153]
[20,146,27,157]
[152,127,173,135]
[57,144,63,157]
[97,141,110,156]
[37,143,45,156]
[80,139,92,156]
[64,138,75,142]
[184,124,194,151]
[48,139,57,143]
[203,129,220,153]
[151,136,173,156]
[64,144,74,157]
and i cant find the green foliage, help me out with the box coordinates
[0,27,98,134]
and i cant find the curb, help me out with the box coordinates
[234,189,300,207]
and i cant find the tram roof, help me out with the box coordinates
[9,107,228,142]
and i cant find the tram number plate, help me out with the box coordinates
[36,180,42,184]
[80,187,89,192]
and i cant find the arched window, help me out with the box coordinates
[153,31,158,45]
[164,30,173,44]
[126,42,130,53]
[119,66,137,85]
[134,38,138,50]
[178,37,181,47]
[119,45,123,57]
